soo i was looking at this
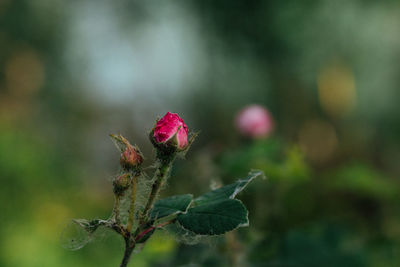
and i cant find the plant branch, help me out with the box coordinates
[120,236,135,267]
[139,155,174,225]
[113,194,121,224]
[126,174,138,233]
[135,220,175,242]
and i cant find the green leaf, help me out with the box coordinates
[177,199,248,235]
[150,194,193,220]
[194,170,263,205]
[175,171,262,235]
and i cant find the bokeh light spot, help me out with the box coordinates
[317,60,357,118]
[298,120,338,163]
[5,49,45,98]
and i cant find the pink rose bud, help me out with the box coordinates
[120,144,143,170]
[153,112,188,150]
[235,105,274,138]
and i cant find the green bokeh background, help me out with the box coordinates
[1,1,400,266]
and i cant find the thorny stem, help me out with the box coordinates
[126,174,138,233]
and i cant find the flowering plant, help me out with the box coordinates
[63,112,262,267]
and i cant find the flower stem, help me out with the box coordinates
[140,155,174,225]
[126,174,138,233]
[113,194,121,224]
[120,237,135,267]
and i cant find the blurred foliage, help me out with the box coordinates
[1,0,400,266]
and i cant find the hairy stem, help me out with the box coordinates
[120,237,135,267]
[113,195,121,224]
[126,174,138,233]
[140,156,174,225]
[120,153,176,266]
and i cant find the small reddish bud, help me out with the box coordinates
[152,112,188,150]
[235,105,274,138]
[120,145,143,170]
[113,173,132,195]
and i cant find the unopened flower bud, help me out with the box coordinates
[152,112,188,151]
[120,145,143,170]
[235,105,274,139]
[113,173,132,195]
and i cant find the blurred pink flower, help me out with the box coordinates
[154,112,188,149]
[235,105,274,138]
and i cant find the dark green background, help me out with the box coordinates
[0,0,399,266]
